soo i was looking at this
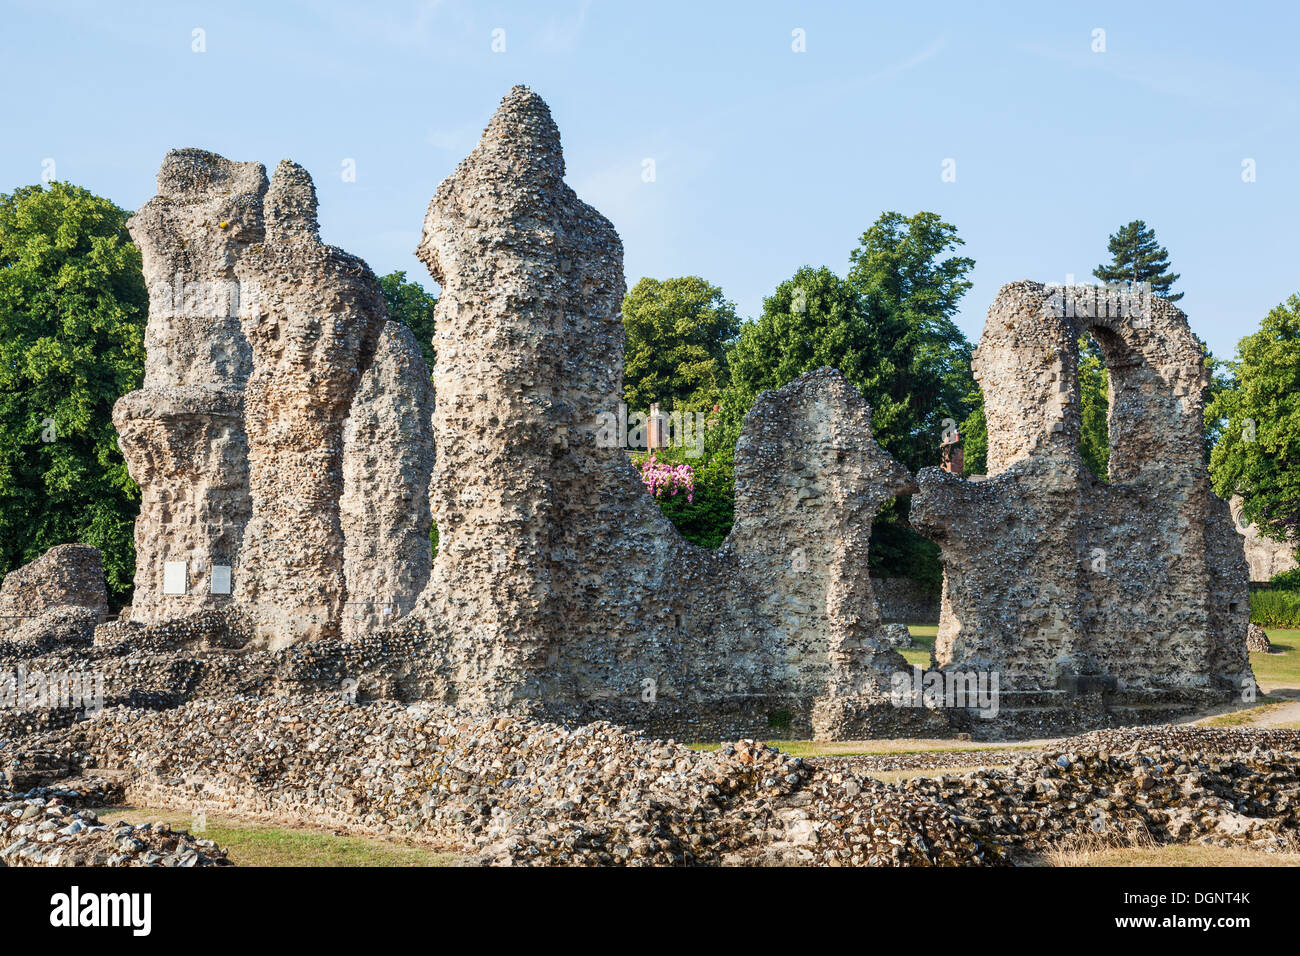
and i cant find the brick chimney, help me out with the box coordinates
[941,429,963,474]
[647,402,665,451]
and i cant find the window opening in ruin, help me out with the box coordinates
[1077,333,1110,482]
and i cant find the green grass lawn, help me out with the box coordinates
[900,624,936,669]
[98,808,462,867]
[1255,629,1300,693]
[1198,696,1291,727]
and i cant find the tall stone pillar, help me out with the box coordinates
[112,150,264,623]
[234,161,384,646]
[340,320,435,639]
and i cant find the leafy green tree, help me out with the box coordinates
[1202,344,1234,463]
[1093,219,1182,302]
[622,276,739,413]
[1078,336,1110,479]
[379,270,437,376]
[1208,294,1300,548]
[0,183,148,602]
[721,212,977,582]
[723,213,977,474]
[958,400,987,476]
[722,266,865,450]
[845,210,977,472]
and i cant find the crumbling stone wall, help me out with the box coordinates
[0,545,109,637]
[871,576,941,624]
[1231,495,1298,584]
[116,151,397,647]
[911,281,1251,729]
[412,87,915,738]
[102,93,1256,741]
[112,150,263,621]
[234,162,385,646]
[340,320,435,639]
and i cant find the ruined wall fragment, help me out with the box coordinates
[912,281,1252,728]
[234,162,385,646]
[1230,495,1298,584]
[0,545,109,636]
[413,86,915,737]
[340,320,435,639]
[112,150,263,620]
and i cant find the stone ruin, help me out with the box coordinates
[911,281,1253,733]
[0,544,108,641]
[110,149,433,649]
[1231,495,1298,584]
[409,87,919,739]
[1,86,1253,743]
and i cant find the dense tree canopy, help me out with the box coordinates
[711,212,979,586]
[846,211,977,472]
[1078,336,1110,480]
[379,270,437,376]
[725,212,977,475]
[721,266,865,450]
[1093,219,1182,302]
[1208,294,1300,548]
[622,276,739,413]
[0,183,147,602]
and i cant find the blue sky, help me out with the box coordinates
[2,0,1296,358]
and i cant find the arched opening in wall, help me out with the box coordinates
[1077,332,1110,481]
[1084,322,1154,484]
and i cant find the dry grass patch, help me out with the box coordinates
[1040,842,1300,867]
[1196,696,1291,728]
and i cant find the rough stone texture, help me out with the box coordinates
[1247,622,1273,653]
[0,787,230,867]
[911,282,1252,732]
[1231,495,1298,584]
[99,94,1262,743]
[6,607,98,649]
[113,150,262,621]
[871,576,941,624]
[115,150,399,646]
[882,623,914,649]
[340,321,434,639]
[233,162,385,647]
[0,545,108,637]
[7,698,1297,867]
[411,87,917,737]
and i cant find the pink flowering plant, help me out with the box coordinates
[636,452,695,504]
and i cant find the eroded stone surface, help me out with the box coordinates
[8,699,1298,867]
[0,545,108,638]
[99,93,1260,745]
[113,150,262,621]
[911,281,1252,729]
[412,87,913,737]
[234,161,385,646]
[1231,495,1298,584]
[116,150,395,645]
[340,320,435,639]
[1246,623,1273,653]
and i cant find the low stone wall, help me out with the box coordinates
[0,545,108,638]
[7,698,1299,866]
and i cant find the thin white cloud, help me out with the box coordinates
[538,0,593,55]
